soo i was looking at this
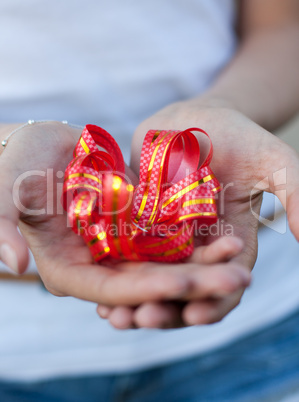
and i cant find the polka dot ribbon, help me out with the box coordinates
[63,125,221,262]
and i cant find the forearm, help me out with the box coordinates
[198,25,299,131]
[131,23,299,172]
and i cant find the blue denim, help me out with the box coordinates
[1,309,299,402]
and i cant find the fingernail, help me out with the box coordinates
[97,305,112,318]
[0,244,19,274]
[185,309,203,326]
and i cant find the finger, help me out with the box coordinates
[133,302,183,329]
[182,290,244,326]
[261,140,299,240]
[96,304,113,319]
[108,306,136,330]
[0,172,29,273]
[180,264,250,300]
[216,200,261,269]
[150,262,251,300]
[41,260,192,306]
[188,236,244,264]
[287,188,299,240]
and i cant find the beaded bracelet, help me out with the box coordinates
[1,120,83,148]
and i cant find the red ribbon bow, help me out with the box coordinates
[63,125,221,262]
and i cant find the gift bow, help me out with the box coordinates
[63,125,221,262]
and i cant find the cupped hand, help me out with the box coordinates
[97,100,299,329]
[97,236,248,329]
[0,121,249,309]
[132,100,299,267]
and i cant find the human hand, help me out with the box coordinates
[0,121,249,308]
[97,236,248,329]
[132,100,299,267]
[97,100,299,328]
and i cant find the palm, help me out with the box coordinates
[2,113,297,328]
[2,123,95,290]
[132,104,299,271]
[1,122,210,305]
[99,103,299,329]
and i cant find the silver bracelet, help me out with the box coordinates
[1,120,84,148]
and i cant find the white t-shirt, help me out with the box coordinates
[0,0,299,382]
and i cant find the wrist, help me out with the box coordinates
[0,120,82,156]
[188,92,238,112]
[0,124,23,156]
[0,123,22,139]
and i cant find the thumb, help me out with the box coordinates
[265,143,299,241]
[0,179,29,275]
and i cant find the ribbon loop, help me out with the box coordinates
[63,126,221,262]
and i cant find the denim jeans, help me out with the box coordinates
[1,308,299,402]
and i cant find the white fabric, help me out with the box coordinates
[0,0,299,382]
[0,0,236,162]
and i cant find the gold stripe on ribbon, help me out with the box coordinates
[80,137,90,154]
[162,175,215,209]
[178,212,217,221]
[145,138,173,227]
[74,195,88,232]
[112,176,124,258]
[150,237,193,257]
[74,198,86,216]
[66,183,102,193]
[84,194,97,226]
[134,131,171,223]
[86,196,96,215]
[211,186,222,193]
[66,173,101,184]
[69,157,79,168]
[93,246,110,260]
[182,198,215,208]
[143,227,184,249]
[148,131,170,171]
[124,185,139,260]
[88,231,107,247]
[150,130,161,146]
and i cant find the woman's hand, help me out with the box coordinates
[97,236,248,329]
[132,100,299,267]
[97,99,299,329]
[0,121,249,309]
